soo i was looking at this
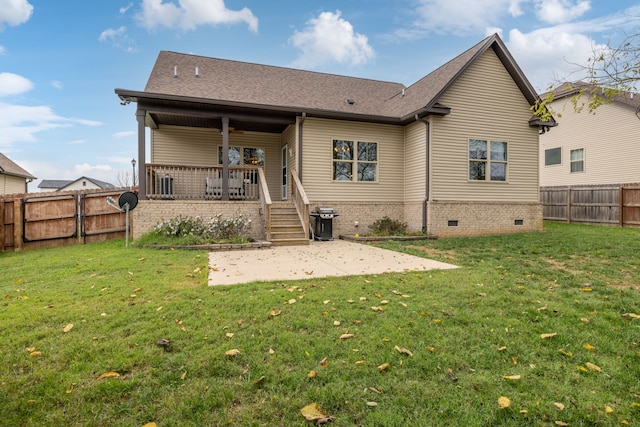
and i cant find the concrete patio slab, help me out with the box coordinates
[208,239,458,286]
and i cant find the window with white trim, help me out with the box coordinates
[332,140,378,181]
[570,148,584,173]
[469,139,507,181]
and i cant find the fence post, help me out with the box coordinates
[619,186,624,227]
[0,199,4,252]
[567,188,572,223]
[13,198,23,251]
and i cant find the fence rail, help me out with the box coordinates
[1,188,133,252]
[540,185,640,227]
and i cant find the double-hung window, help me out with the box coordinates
[570,148,584,173]
[332,139,378,181]
[469,139,507,181]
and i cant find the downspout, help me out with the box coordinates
[298,112,306,181]
[415,114,430,233]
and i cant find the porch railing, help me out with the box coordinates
[290,168,310,239]
[257,168,272,240]
[144,163,261,200]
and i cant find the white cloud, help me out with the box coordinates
[410,0,517,35]
[534,0,590,24]
[99,26,137,52]
[506,28,606,90]
[67,139,85,145]
[289,10,375,68]
[114,131,135,138]
[0,72,33,97]
[0,102,102,147]
[0,0,33,30]
[120,3,133,14]
[51,80,63,90]
[136,0,258,33]
[0,45,6,55]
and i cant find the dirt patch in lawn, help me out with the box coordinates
[412,246,458,262]
[543,257,582,275]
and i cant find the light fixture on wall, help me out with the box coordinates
[131,158,136,188]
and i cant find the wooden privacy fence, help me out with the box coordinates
[1,188,134,252]
[540,185,640,227]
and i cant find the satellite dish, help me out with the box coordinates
[118,191,138,211]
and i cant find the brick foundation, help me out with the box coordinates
[132,200,265,241]
[427,200,543,237]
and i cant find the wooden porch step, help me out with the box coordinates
[268,202,308,246]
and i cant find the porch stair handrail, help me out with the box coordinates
[290,168,310,239]
[257,168,272,240]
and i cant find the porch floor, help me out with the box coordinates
[208,239,457,285]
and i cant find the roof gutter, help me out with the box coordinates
[415,114,431,234]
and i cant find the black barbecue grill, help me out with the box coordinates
[310,207,339,241]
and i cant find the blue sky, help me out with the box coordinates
[1,0,639,190]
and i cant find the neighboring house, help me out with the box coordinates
[540,82,640,187]
[115,33,554,244]
[38,177,115,192]
[0,152,36,195]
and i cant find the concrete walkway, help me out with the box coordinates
[208,239,458,285]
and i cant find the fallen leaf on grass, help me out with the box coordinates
[498,346,507,351]
[26,346,36,352]
[225,333,234,338]
[377,363,389,372]
[319,357,328,368]
[300,402,333,423]
[340,333,355,340]
[141,423,157,427]
[333,320,341,326]
[585,362,601,372]
[503,375,521,380]
[540,333,557,339]
[180,371,187,380]
[368,387,382,394]
[622,313,640,319]
[287,299,297,305]
[270,309,282,316]
[394,345,413,356]
[398,301,407,307]
[554,402,565,410]
[97,372,120,380]
[558,349,573,357]
[555,421,568,426]
[498,396,511,409]
[63,323,74,333]
[584,343,596,350]
[225,349,240,357]
[366,401,378,407]
[29,351,42,357]
[605,405,614,413]
[308,370,318,379]
[425,346,436,353]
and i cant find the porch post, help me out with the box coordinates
[136,109,146,200]
[221,116,229,200]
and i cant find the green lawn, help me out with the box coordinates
[1,222,639,426]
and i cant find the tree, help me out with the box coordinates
[532,32,640,122]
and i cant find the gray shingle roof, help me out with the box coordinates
[118,33,543,123]
[0,153,36,179]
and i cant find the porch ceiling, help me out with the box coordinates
[138,98,297,134]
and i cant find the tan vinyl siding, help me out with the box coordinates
[540,100,640,186]
[151,125,282,198]
[404,121,427,202]
[431,49,540,201]
[0,175,26,195]
[301,118,404,202]
[281,124,296,199]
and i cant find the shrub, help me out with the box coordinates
[140,213,253,245]
[368,216,408,236]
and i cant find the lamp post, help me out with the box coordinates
[131,158,136,189]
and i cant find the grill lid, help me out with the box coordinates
[315,206,335,214]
